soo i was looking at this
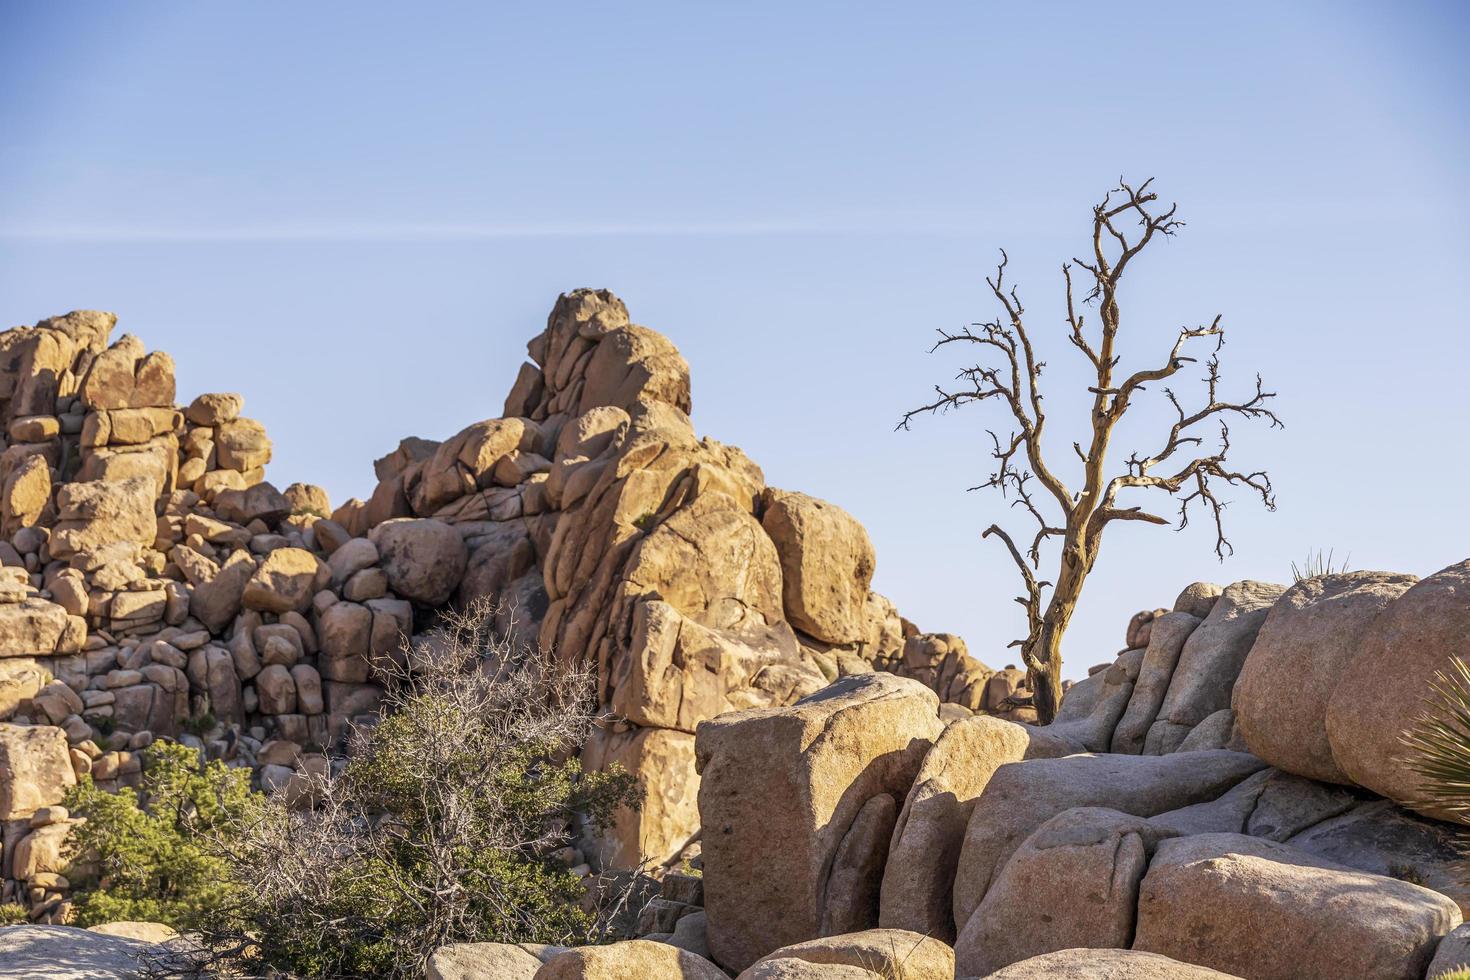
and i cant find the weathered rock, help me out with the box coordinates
[1144,580,1284,754]
[412,417,538,515]
[696,673,943,971]
[1173,581,1224,619]
[0,599,75,657]
[1049,648,1142,752]
[955,807,1166,976]
[1326,560,1470,820]
[951,750,1267,934]
[215,417,272,471]
[0,924,163,980]
[760,489,875,646]
[1110,612,1199,754]
[533,939,725,980]
[819,792,896,936]
[609,599,823,734]
[880,715,1076,942]
[1134,833,1460,980]
[0,723,77,819]
[1286,798,1470,913]
[1428,923,1470,980]
[580,725,700,869]
[981,948,1242,979]
[427,941,543,980]
[1234,572,1416,784]
[184,392,243,426]
[85,921,180,943]
[51,477,157,558]
[369,518,468,605]
[2,453,51,536]
[741,930,953,980]
[576,322,691,417]
[242,548,322,614]
[0,659,50,719]
[214,482,292,526]
[190,549,255,633]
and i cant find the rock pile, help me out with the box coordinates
[683,565,1470,980]
[0,290,999,923]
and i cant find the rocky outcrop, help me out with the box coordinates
[1327,561,1470,822]
[0,291,995,924]
[695,673,943,972]
[878,715,1075,942]
[1234,571,1417,784]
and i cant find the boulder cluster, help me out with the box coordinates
[0,290,1010,924]
[678,566,1470,979]
[3,289,1463,980]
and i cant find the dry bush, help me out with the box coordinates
[153,599,639,979]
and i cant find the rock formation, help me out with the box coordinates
[0,290,1000,923]
[5,290,1469,980]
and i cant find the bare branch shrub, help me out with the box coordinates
[158,598,639,979]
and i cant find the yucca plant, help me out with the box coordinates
[1400,656,1470,818]
[1290,548,1351,582]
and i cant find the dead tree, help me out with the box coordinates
[900,179,1281,724]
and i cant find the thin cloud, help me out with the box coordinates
[0,218,870,243]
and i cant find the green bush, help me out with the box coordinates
[62,740,261,931]
[207,600,641,979]
[0,903,27,925]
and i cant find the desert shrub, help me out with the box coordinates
[1290,548,1351,582]
[1432,971,1470,980]
[62,740,260,930]
[198,600,641,979]
[0,902,27,925]
[1400,655,1470,819]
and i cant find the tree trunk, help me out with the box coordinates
[1029,557,1089,725]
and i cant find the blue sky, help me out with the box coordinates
[1,2,1466,677]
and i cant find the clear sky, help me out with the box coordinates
[1,2,1466,678]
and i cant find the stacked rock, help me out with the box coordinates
[0,290,999,925]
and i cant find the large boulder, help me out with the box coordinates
[696,673,943,972]
[242,547,324,614]
[50,476,156,558]
[759,489,875,645]
[1326,560,1470,821]
[1109,611,1200,754]
[951,750,1266,935]
[0,723,76,819]
[369,518,468,605]
[739,930,953,980]
[1234,571,1417,784]
[1286,798,1470,913]
[533,939,725,980]
[0,924,162,980]
[954,807,1165,976]
[1144,580,1284,754]
[1133,833,1460,980]
[879,715,1076,941]
[576,323,691,417]
[579,726,700,869]
[427,942,543,979]
[981,948,1242,979]
[0,599,78,657]
[1048,648,1142,752]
